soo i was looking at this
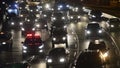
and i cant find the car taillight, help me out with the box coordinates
[27,34,32,37]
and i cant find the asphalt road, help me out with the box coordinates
[0,14,120,68]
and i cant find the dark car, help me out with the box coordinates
[74,50,104,68]
[88,40,109,62]
[8,17,23,29]
[51,28,68,48]
[107,18,120,31]
[51,12,64,21]
[22,33,44,59]
[21,21,36,36]
[51,20,67,31]
[88,40,108,53]
[88,10,103,22]
[85,23,103,38]
[35,18,48,30]
[46,48,70,68]
[0,32,13,52]
[3,62,31,68]
[69,15,81,23]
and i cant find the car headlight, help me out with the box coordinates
[102,52,108,58]
[86,30,91,34]
[39,44,44,49]
[62,37,66,40]
[92,15,96,18]
[63,25,67,28]
[39,50,43,53]
[53,37,56,41]
[98,30,102,33]
[23,46,27,49]
[2,42,6,45]
[36,24,40,28]
[23,50,27,53]
[60,58,65,62]
[110,25,114,28]
[21,28,25,31]
[19,22,23,25]
[32,28,35,31]
[77,16,80,19]
[47,59,52,63]
[11,22,15,25]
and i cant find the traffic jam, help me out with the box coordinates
[0,0,120,68]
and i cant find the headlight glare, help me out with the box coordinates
[60,58,65,62]
[23,46,27,49]
[47,59,52,63]
[98,30,102,33]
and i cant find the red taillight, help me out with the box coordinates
[27,34,32,37]
[34,34,40,38]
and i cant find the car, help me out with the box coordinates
[35,18,48,30]
[88,10,103,22]
[0,32,13,52]
[85,23,103,38]
[22,33,44,59]
[8,17,23,29]
[88,40,109,62]
[73,50,105,68]
[51,28,68,48]
[88,40,109,53]
[51,12,64,21]
[51,20,67,31]
[21,21,36,36]
[3,62,31,68]
[107,18,120,31]
[46,48,70,68]
[69,15,81,23]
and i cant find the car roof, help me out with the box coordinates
[88,41,106,50]
[49,48,66,55]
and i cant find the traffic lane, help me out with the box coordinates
[102,32,120,68]
[109,32,120,50]
[0,28,50,63]
[30,24,80,68]
[0,30,22,63]
[68,17,120,68]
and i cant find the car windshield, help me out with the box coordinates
[49,48,66,56]
[52,29,67,35]
[87,24,100,29]
[24,37,42,44]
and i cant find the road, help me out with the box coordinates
[0,13,120,68]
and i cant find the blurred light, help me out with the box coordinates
[39,45,44,49]
[2,42,6,45]
[23,50,27,53]
[2,2,5,4]
[11,22,15,25]
[36,24,40,28]
[23,46,27,49]
[87,30,91,34]
[47,59,52,63]
[111,25,114,28]
[53,38,56,41]
[60,58,65,62]
[19,22,23,25]
[32,28,35,31]
[21,28,25,31]
[39,50,43,52]
[62,37,66,40]
[45,3,50,9]
[98,30,102,33]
